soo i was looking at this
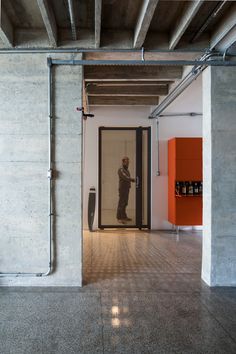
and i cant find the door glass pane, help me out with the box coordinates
[101,130,136,226]
[142,130,148,225]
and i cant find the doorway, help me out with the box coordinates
[98,127,151,229]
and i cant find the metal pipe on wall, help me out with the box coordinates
[46,57,53,276]
[158,113,202,117]
[0,48,209,54]
[155,120,160,176]
[0,60,53,277]
[50,58,236,66]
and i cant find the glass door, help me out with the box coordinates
[98,127,151,229]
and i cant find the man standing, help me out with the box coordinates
[116,157,135,224]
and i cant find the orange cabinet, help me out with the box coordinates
[168,138,202,226]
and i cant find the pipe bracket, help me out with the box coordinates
[48,169,53,179]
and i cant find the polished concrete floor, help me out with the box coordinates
[1,230,236,353]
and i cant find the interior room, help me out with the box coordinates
[0,1,236,353]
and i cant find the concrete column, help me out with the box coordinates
[0,54,83,286]
[202,66,236,286]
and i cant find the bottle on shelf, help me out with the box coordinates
[188,181,193,195]
[175,181,180,196]
[199,181,203,195]
[194,182,199,195]
[182,181,186,195]
[185,181,189,195]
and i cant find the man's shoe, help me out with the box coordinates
[117,219,127,224]
[124,217,132,221]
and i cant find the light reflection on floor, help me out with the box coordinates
[1,230,236,353]
[81,230,236,353]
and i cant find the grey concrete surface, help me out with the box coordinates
[202,66,236,286]
[0,53,83,286]
[0,230,236,354]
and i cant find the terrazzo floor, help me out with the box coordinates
[1,230,236,353]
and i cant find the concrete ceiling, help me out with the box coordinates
[0,0,235,50]
[0,0,236,107]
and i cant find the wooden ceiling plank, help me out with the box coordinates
[86,80,174,86]
[84,66,183,81]
[89,96,159,105]
[86,84,168,96]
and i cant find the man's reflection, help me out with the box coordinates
[116,157,135,224]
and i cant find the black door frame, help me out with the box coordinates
[98,127,151,229]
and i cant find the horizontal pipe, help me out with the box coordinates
[0,48,208,54]
[50,59,236,66]
[159,112,202,117]
[0,272,45,277]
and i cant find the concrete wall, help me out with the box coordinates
[0,54,83,286]
[202,66,236,286]
[83,76,202,230]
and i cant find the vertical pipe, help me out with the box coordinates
[156,119,160,176]
[46,57,53,275]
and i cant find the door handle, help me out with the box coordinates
[136,176,139,189]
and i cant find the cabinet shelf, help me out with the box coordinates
[168,138,203,226]
[175,195,202,198]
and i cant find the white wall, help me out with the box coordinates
[83,75,202,230]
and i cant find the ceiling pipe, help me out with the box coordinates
[67,0,77,41]
[50,58,236,66]
[0,48,221,54]
[149,68,205,118]
[190,0,228,43]
[148,51,220,119]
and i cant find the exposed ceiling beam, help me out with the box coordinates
[89,96,159,105]
[37,0,57,47]
[216,25,236,53]
[95,0,102,48]
[84,66,183,81]
[133,0,159,48]
[0,0,13,47]
[86,84,168,96]
[210,3,236,50]
[67,0,77,41]
[169,0,203,50]
[85,80,174,86]
[190,0,228,43]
